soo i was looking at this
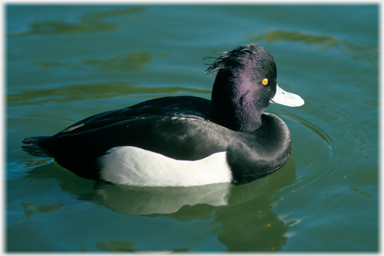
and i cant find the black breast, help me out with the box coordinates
[226,113,292,184]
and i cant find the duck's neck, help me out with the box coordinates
[211,70,264,132]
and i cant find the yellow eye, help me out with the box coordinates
[262,78,268,85]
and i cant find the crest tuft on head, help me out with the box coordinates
[205,44,274,75]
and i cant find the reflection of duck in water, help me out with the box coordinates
[88,182,232,215]
[23,151,297,251]
[22,44,304,187]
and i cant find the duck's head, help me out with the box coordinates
[207,44,304,132]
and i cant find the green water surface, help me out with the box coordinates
[6,4,378,252]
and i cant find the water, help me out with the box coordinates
[6,4,378,252]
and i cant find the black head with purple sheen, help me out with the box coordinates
[207,44,278,132]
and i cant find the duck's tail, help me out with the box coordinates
[22,136,52,157]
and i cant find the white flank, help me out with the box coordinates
[98,146,232,187]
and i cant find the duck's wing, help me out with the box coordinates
[22,96,233,180]
[56,96,214,136]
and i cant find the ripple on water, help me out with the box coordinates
[271,106,337,190]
